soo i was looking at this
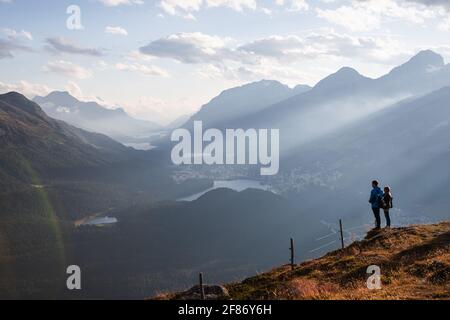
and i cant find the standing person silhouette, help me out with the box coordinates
[382,186,393,228]
[369,180,383,230]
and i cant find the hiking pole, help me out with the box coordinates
[339,219,345,249]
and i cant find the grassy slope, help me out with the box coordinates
[163,221,449,300]
[226,222,449,300]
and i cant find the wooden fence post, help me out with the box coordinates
[290,238,295,270]
[199,272,205,300]
[339,219,345,249]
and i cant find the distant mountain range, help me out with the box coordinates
[279,85,450,220]
[34,91,162,144]
[1,50,450,299]
[172,50,450,221]
[182,50,450,152]
[0,92,211,206]
[0,92,132,192]
[184,80,311,129]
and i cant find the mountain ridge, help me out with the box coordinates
[0,91,133,191]
[34,91,162,143]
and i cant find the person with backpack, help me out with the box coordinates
[369,180,384,229]
[381,186,393,228]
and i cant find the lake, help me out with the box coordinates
[123,142,157,151]
[177,179,273,202]
[83,216,118,226]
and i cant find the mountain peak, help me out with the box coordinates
[314,67,367,90]
[235,79,288,91]
[43,91,80,104]
[0,91,46,117]
[409,50,444,66]
[33,91,81,111]
[388,50,444,77]
[0,91,28,101]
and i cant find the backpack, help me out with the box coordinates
[377,194,386,209]
[380,193,394,209]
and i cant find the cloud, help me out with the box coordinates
[115,62,170,77]
[139,30,408,87]
[105,26,128,36]
[141,31,404,65]
[403,0,450,10]
[140,32,237,63]
[0,38,31,59]
[119,95,200,125]
[0,80,53,98]
[321,0,447,31]
[43,60,93,79]
[158,0,257,18]
[2,28,33,40]
[45,37,103,57]
[65,81,84,98]
[98,0,144,6]
[275,0,309,11]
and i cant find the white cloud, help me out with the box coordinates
[275,0,309,11]
[0,37,31,59]
[45,37,103,57]
[402,0,450,11]
[158,0,257,18]
[438,16,450,31]
[115,62,170,77]
[139,30,407,87]
[2,28,33,40]
[140,32,236,63]
[124,50,154,61]
[318,0,446,31]
[43,60,93,79]
[316,5,381,31]
[65,81,84,98]
[98,0,143,6]
[119,95,200,125]
[105,26,128,36]
[141,30,405,65]
[0,80,53,98]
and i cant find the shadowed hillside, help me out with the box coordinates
[163,221,449,300]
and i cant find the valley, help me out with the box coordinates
[1,50,450,299]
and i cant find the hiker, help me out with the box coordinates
[369,180,383,229]
[382,186,393,228]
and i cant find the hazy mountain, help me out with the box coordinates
[0,92,133,191]
[184,80,311,129]
[376,50,450,95]
[0,92,210,207]
[279,86,450,221]
[204,51,447,154]
[34,91,162,143]
[166,113,192,129]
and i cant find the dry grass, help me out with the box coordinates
[226,222,450,300]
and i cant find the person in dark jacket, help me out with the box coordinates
[382,186,393,228]
[369,180,383,229]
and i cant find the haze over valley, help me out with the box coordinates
[1,49,450,298]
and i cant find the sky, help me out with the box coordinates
[1,0,450,125]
